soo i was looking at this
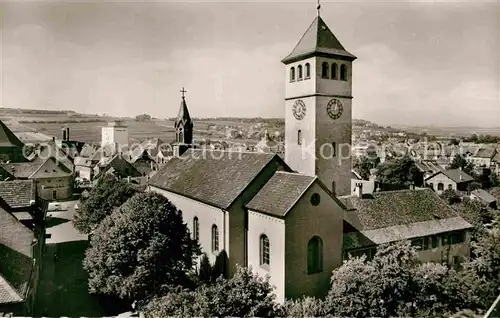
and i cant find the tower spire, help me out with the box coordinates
[316,0,321,16]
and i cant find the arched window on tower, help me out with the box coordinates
[307,236,323,274]
[211,224,219,252]
[260,234,270,266]
[305,63,311,79]
[340,64,348,81]
[290,67,295,82]
[178,130,184,143]
[321,62,329,78]
[297,65,303,80]
[297,130,302,145]
[331,63,338,80]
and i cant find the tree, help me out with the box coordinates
[448,154,475,175]
[83,192,200,301]
[440,188,461,205]
[198,253,212,284]
[277,297,326,317]
[375,155,420,185]
[73,174,138,234]
[144,265,277,317]
[354,156,380,180]
[135,114,152,121]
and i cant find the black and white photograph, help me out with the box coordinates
[0,0,499,317]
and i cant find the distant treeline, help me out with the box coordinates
[20,119,107,124]
[0,108,76,114]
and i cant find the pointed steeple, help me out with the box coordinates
[174,88,193,145]
[282,16,356,64]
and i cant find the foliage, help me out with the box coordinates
[277,297,326,317]
[441,188,461,204]
[144,265,276,317]
[212,250,229,280]
[73,174,138,234]
[463,133,500,144]
[375,155,420,185]
[468,181,482,192]
[353,155,380,180]
[198,253,212,284]
[135,114,152,121]
[448,154,475,175]
[83,192,200,301]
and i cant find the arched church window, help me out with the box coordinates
[307,236,323,274]
[331,63,338,80]
[178,129,184,143]
[211,224,219,252]
[260,234,270,266]
[340,64,348,81]
[297,130,302,145]
[305,63,311,79]
[193,217,199,241]
[321,62,329,78]
[297,65,303,80]
[290,67,295,82]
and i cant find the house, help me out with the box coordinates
[0,120,26,163]
[0,157,74,201]
[0,180,46,317]
[470,189,497,209]
[93,154,142,181]
[469,147,496,168]
[425,169,474,194]
[340,187,472,265]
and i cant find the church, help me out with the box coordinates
[148,10,472,302]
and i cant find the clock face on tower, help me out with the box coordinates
[326,99,343,120]
[292,100,306,120]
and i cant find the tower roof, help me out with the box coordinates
[175,97,192,127]
[0,120,24,148]
[282,16,356,64]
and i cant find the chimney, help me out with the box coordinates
[354,182,363,198]
[66,127,70,141]
[52,136,55,142]
[62,128,67,141]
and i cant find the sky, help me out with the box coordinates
[0,0,499,127]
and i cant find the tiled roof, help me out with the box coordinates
[492,152,500,163]
[343,217,471,250]
[0,159,43,179]
[149,149,287,209]
[282,16,356,64]
[339,188,464,231]
[246,172,315,217]
[471,189,497,204]
[0,207,34,304]
[0,180,34,209]
[441,169,474,183]
[95,155,142,179]
[79,144,99,158]
[473,147,496,159]
[0,121,24,149]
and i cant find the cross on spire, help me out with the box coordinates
[316,0,321,16]
[180,87,187,99]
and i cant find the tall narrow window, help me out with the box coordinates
[297,65,303,80]
[290,67,295,82]
[321,62,329,78]
[305,63,311,79]
[332,142,336,157]
[193,217,199,241]
[438,183,444,191]
[297,130,302,145]
[307,236,323,274]
[211,224,219,252]
[260,234,270,266]
[331,63,338,80]
[340,64,348,81]
[178,130,184,143]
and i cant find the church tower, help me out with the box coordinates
[282,10,356,196]
[173,87,193,156]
